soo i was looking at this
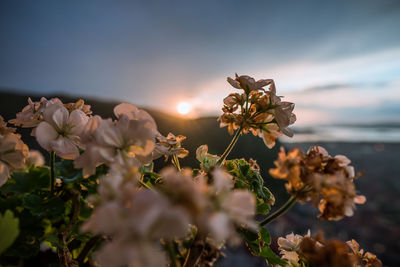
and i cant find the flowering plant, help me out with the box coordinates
[0,75,381,267]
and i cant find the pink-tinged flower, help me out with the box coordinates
[35,103,88,159]
[227,73,273,93]
[160,167,257,244]
[83,186,189,267]
[10,97,62,129]
[74,103,157,177]
[95,239,167,267]
[0,121,28,186]
[258,114,282,149]
[114,102,157,132]
[220,74,296,149]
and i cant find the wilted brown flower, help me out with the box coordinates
[277,232,382,267]
[346,239,383,267]
[152,132,189,160]
[63,99,92,115]
[10,97,63,130]
[269,146,365,220]
[300,234,356,267]
[219,74,296,148]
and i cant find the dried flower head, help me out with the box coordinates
[152,132,189,160]
[219,74,296,148]
[10,97,63,129]
[277,232,382,267]
[269,146,365,220]
[63,99,92,115]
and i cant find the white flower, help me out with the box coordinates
[0,127,28,187]
[74,104,157,177]
[35,103,88,159]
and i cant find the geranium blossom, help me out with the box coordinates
[219,74,296,148]
[0,116,28,187]
[74,103,157,177]
[35,103,88,159]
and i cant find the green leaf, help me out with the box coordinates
[1,167,50,194]
[0,210,20,254]
[260,227,271,245]
[260,246,286,266]
[225,159,275,214]
[257,201,271,215]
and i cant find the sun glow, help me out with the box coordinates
[177,102,191,115]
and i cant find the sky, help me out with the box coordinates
[1,0,399,126]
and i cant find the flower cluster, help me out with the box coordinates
[11,97,92,159]
[74,103,157,177]
[1,74,383,267]
[218,74,296,148]
[269,146,365,220]
[82,172,189,267]
[0,116,28,186]
[83,164,256,266]
[277,231,382,267]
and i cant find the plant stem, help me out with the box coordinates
[50,151,55,193]
[166,241,178,267]
[172,155,181,171]
[259,196,297,226]
[183,237,204,267]
[217,127,242,166]
[76,235,103,265]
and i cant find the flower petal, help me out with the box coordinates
[50,137,80,160]
[68,109,88,135]
[35,121,59,151]
[43,104,68,131]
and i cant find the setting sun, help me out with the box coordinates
[177,101,191,115]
